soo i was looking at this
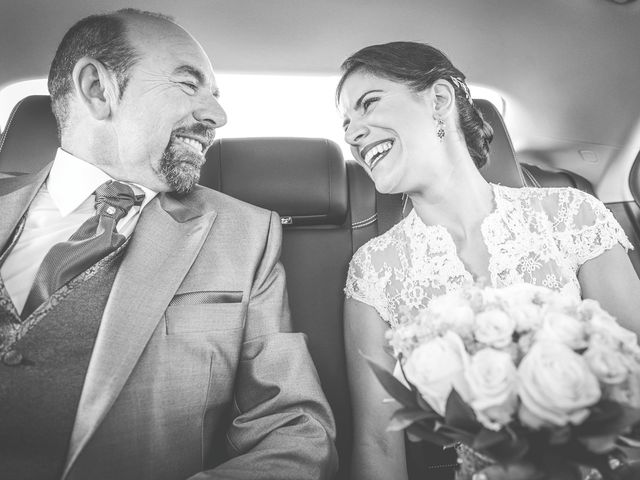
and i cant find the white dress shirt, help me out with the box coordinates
[1,148,157,313]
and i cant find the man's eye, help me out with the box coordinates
[181,82,197,93]
[362,97,379,112]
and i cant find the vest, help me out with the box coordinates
[0,222,128,480]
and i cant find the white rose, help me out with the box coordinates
[495,284,546,334]
[583,344,629,385]
[536,312,588,350]
[588,314,640,355]
[517,341,601,429]
[545,292,580,312]
[428,293,475,338]
[465,348,518,431]
[403,331,470,416]
[510,304,544,334]
[607,368,640,408]
[479,287,501,306]
[473,309,516,349]
[577,298,608,322]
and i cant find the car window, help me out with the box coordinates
[0,75,505,159]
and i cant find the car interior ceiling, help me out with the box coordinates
[1,94,640,478]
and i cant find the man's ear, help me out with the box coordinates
[430,79,456,119]
[71,57,119,121]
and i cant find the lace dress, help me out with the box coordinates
[344,185,632,479]
[345,184,632,328]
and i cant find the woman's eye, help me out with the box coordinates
[362,97,379,112]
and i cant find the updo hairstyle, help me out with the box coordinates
[337,41,493,169]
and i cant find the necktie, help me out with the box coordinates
[21,180,144,318]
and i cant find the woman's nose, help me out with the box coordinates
[344,121,369,146]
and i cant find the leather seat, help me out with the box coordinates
[202,137,353,480]
[476,98,526,188]
[622,149,640,275]
[0,95,58,174]
[628,150,640,209]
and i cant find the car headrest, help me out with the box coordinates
[0,95,59,174]
[629,149,640,208]
[201,137,348,226]
[475,98,525,187]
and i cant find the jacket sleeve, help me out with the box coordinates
[189,210,338,480]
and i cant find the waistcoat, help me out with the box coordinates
[0,219,128,480]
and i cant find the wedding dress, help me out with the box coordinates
[345,185,631,328]
[345,185,632,479]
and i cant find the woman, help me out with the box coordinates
[337,41,640,480]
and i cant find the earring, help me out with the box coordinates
[436,118,445,142]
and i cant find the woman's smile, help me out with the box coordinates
[360,139,394,170]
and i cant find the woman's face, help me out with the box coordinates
[338,70,442,195]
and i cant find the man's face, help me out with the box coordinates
[108,17,227,193]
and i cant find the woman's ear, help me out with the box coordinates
[430,79,456,119]
[71,57,119,121]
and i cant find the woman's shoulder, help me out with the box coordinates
[493,183,591,201]
[493,184,600,218]
[351,213,412,265]
[345,216,414,324]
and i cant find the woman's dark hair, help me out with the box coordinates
[336,41,493,169]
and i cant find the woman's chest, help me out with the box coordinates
[382,219,581,320]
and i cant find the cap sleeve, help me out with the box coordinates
[551,188,633,266]
[344,243,392,324]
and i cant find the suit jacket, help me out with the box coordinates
[0,165,337,480]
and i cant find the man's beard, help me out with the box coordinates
[159,124,215,194]
[159,140,203,194]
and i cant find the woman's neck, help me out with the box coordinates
[409,165,494,243]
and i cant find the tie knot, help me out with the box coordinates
[94,181,144,221]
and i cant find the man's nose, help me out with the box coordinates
[194,95,227,128]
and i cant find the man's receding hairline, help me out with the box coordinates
[116,9,193,54]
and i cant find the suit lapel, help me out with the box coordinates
[0,165,52,250]
[63,192,217,477]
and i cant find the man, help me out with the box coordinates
[0,9,337,480]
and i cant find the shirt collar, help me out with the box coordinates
[47,148,158,217]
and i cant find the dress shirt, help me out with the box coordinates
[1,148,158,313]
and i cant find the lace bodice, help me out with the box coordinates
[345,185,632,327]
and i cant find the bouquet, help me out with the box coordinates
[366,283,640,479]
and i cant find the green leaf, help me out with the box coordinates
[578,402,640,437]
[473,427,511,451]
[577,433,618,455]
[616,444,640,463]
[361,352,420,409]
[435,423,475,445]
[444,389,481,433]
[406,422,454,446]
[486,434,529,464]
[540,458,583,480]
[388,407,439,432]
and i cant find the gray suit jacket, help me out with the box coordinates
[0,165,337,480]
